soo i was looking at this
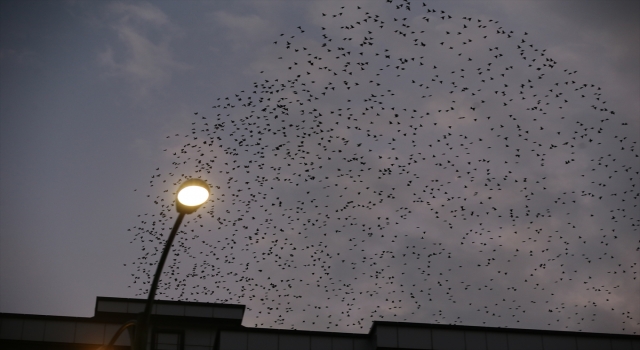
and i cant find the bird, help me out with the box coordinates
[127,0,638,336]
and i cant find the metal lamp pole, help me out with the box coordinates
[131,178,211,350]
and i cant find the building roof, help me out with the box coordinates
[1,297,638,350]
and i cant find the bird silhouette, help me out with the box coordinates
[127,0,638,335]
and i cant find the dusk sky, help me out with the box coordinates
[1,0,638,336]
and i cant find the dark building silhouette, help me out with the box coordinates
[1,296,638,349]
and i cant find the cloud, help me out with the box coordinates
[210,11,272,50]
[99,2,188,95]
[109,2,170,26]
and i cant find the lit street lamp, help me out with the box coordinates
[100,178,210,350]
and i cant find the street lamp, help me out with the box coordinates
[101,179,210,350]
[136,178,210,348]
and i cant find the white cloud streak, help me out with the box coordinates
[99,2,188,95]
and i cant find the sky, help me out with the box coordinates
[1,0,638,335]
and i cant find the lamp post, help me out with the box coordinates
[130,178,211,350]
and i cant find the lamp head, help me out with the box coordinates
[176,178,210,214]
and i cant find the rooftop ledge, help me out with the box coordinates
[95,296,245,320]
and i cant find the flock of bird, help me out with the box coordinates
[127,0,638,334]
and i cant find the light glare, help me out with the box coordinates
[177,186,209,206]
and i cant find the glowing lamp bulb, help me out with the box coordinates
[177,186,209,207]
[175,178,210,213]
